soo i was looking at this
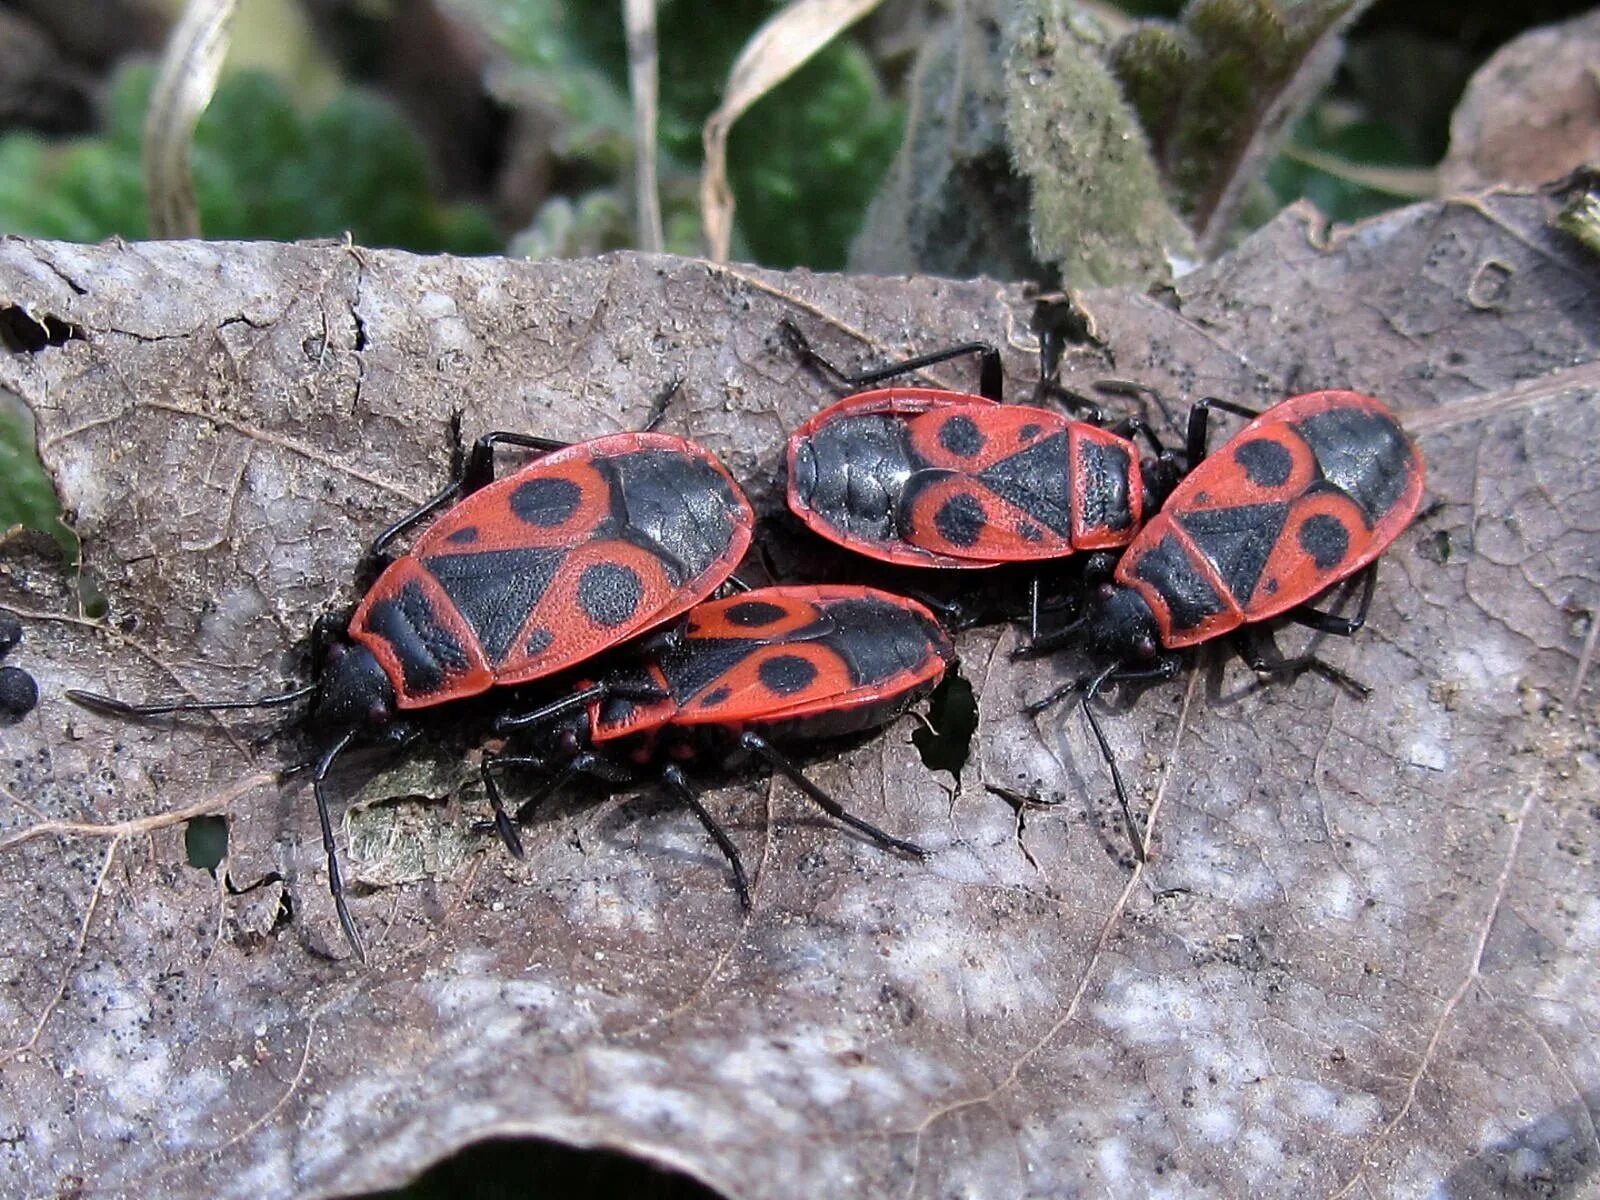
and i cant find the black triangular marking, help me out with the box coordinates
[1176,503,1290,606]
[423,546,567,665]
[975,433,1074,536]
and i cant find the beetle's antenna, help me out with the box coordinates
[67,684,318,716]
[312,728,366,962]
[1078,661,1146,864]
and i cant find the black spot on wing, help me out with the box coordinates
[759,654,819,695]
[938,414,986,457]
[725,599,788,627]
[578,561,644,627]
[1133,534,1227,633]
[700,685,733,708]
[364,580,471,695]
[1294,406,1415,525]
[975,432,1074,536]
[934,493,986,547]
[608,449,744,582]
[1233,438,1293,487]
[445,526,479,545]
[510,476,583,527]
[1174,502,1288,606]
[1298,512,1350,569]
[423,547,566,664]
[1019,423,1042,440]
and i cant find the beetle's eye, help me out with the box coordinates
[1135,636,1157,661]
[559,727,580,754]
[368,701,390,727]
[1097,582,1116,602]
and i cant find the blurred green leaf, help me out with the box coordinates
[1110,0,1374,253]
[0,405,74,558]
[728,40,902,269]
[0,63,499,253]
[457,0,898,268]
[1267,101,1433,225]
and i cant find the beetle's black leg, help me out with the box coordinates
[1026,660,1181,863]
[1022,658,1180,715]
[1287,564,1378,637]
[311,729,366,962]
[1076,668,1146,863]
[659,764,751,909]
[476,752,529,858]
[495,682,613,732]
[1106,416,1169,460]
[738,732,926,858]
[1183,397,1264,470]
[497,752,599,825]
[66,681,319,716]
[1233,626,1371,698]
[642,376,685,432]
[1032,380,1106,422]
[1012,613,1085,659]
[780,319,1004,402]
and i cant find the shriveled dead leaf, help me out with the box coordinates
[1440,9,1600,194]
[1,186,1598,1198]
[700,0,885,261]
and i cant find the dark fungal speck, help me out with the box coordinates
[0,612,20,656]
[0,666,38,721]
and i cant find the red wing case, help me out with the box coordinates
[350,432,754,708]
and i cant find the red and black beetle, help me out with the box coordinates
[1027,389,1427,856]
[788,388,1157,569]
[69,428,755,957]
[780,320,1185,631]
[480,585,954,902]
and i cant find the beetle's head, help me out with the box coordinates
[314,641,399,739]
[1085,583,1161,664]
